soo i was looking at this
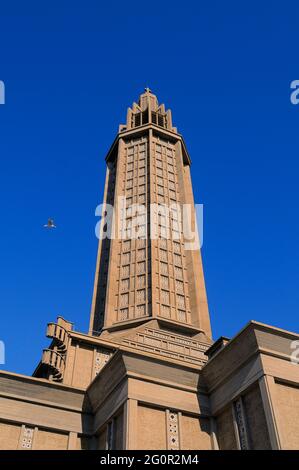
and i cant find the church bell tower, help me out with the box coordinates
[89,88,212,342]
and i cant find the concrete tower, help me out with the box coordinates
[89,88,211,342]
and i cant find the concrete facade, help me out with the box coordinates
[0,90,298,450]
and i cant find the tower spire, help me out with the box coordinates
[124,89,175,132]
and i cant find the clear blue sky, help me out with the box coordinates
[0,1,298,376]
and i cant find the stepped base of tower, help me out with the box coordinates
[0,319,298,450]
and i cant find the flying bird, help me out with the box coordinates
[44,218,56,229]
